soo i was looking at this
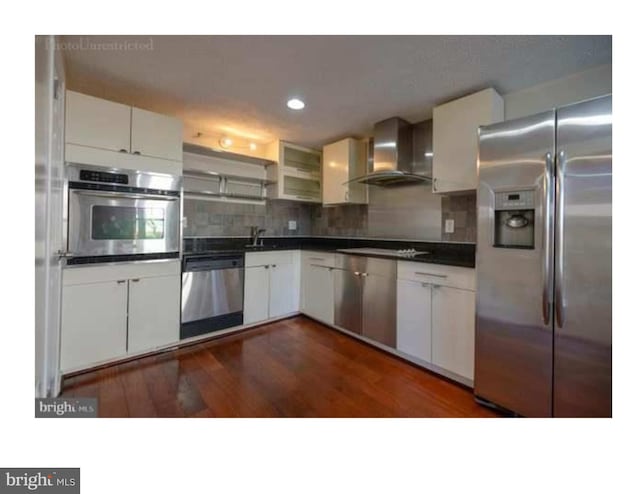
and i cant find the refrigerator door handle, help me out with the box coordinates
[555,150,566,328]
[542,152,555,326]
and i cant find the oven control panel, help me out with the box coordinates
[80,169,129,185]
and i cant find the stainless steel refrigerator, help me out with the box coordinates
[475,94,612,417]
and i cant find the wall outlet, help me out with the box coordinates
[288,220,297,231]
[445,219,455,233]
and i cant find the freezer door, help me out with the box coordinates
[475,110,556,417]
[554,95,612,417]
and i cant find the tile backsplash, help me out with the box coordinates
[183,199,313,237]
[440,192,477,242]
[184,191,478,242]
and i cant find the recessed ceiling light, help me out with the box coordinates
[219,137,233,149]
[287,98,305,110]
[249,142,257,151]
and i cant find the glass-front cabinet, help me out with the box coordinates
[266,140,322,203]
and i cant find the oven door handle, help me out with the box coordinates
[71,190,178,201]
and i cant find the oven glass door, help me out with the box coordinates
[68,189,180,257]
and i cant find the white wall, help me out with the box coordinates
[504,64,611,120]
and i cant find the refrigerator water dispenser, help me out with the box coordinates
[493,190,535,249]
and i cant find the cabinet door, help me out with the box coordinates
[65,90,131,153]
[131,107,183,161]
[244,266,270,324]
[60,280,128,371]
[302,264,334,325]
[269,262,297,318]
[322,138,367,205]
[128,275,180,354]
[431,286,476,380]
[397,279,432,362]
[334,269,363,335]
[362,273,397,348]
[432,88,503,193]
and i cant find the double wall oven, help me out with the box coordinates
[64,163,181,264]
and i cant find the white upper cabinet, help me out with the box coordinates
[432,88,503,194]
[322,138,368,205]
[131,107,183,162]
[65,90,132,153]
[65,90,183,173]
[266,141,322,203]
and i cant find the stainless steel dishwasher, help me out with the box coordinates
[334,254,397,348]
[181,254,244,339]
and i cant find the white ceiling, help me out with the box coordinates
[61,35,611,148]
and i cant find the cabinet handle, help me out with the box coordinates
[119,149,128,153]
[422,282,430,288]
[264,265,270,269]
[308,257,325,261]
[415,271,447,278]
[132,151,141,155]
[433,178,437,192]
[328,267,334,272]
[354,271,361,276]
[116,280,126,284]
[271,264,276,268]
[131,278,140,282]
[361,272,369,277]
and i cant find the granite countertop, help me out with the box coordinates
[183,237,475,268]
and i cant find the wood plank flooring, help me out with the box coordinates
[62,316,501,418]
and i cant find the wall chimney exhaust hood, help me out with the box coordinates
[346,117,433,186]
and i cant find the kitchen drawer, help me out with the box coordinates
[302,250,335,268]
[245,250,298,267]
[63,259,180,286]
[397,261,475,291]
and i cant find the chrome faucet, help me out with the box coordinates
[249,226,266,247]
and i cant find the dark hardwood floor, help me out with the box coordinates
[62,316,501,418]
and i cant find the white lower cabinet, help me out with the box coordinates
[269,262,298,318]
[396,279,432,362]
[244,251,300,324]
[396,261,476,382]
[431,286,476,380]
[301,256,335,325]
[127,275,180,354]
[60,260,181,372]
[244,266,270,324]
[60,280,129,371]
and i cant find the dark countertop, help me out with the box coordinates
[183,236,475,268]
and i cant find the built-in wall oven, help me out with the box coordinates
[64,163,181,264]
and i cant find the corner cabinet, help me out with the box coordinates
[266,141,322,203]
[322,138,368,205]
[432,88,503,194]
[65,90,183,175]
[60,260,181,373]
[243,251,301,324]
[396,261,476,382]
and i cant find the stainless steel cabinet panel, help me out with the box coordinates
[333,269,362,335]
[362,273,397,348]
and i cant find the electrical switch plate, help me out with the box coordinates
[445,219,455,233]
[288,220,297,231]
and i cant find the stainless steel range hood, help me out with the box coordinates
[347,117,433,186]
